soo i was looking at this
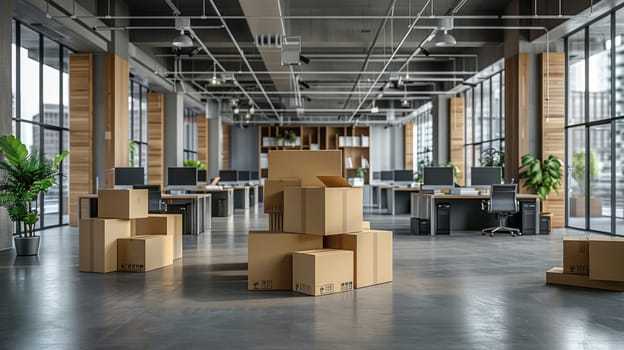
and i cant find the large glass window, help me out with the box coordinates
[411,102,433,181]
[567,30,586,126]
[128,80,148,178]
[183,108,198,160]
[589,16,612,122]
[12,21,72,228]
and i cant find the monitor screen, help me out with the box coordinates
[115,167,145,186]
[167,167,197,186]
[423,167,454,186]
[197,170,207,182]
[238,170,250,181]
[250,171,259,180]
[381,171,393,181]
[373,172,381,180]
[219,170,238,182]
[471,167,502,187]
[394,170,414,182]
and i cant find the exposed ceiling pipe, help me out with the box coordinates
[53,15,587,20]
[208,0,282,122]
[163,0,181,16]
[163,70,477,75]
[187,91,451,95]
[341,0,397,109]
[93,25,223,30]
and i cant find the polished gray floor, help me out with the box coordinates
[1,209,623,349]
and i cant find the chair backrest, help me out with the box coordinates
[489,184,518,213]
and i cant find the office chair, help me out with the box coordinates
[481,184,521,237]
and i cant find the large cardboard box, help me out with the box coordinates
[563,237,589,275]
[117,235,173,272]
[248,231,323,290]
[132,214,183,260]
[362,221,371,230]
[98,189,149,219]
[268,150,342,186]
[283,176,363,236]
[292,249,354,296]
[264,179,301,213]
[546,267,624,291]
[79,218,131,273]
[589,237,624,281]
[324,230,393,288]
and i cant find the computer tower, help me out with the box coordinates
[521,202,537,235]
[410,218,430,235]
[436,203,450,235]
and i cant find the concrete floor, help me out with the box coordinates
[1,210,623,349]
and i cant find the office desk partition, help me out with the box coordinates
[411,193,540,235]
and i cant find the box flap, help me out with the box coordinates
[317,176,351,188]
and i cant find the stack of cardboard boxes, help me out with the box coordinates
[546,236,624,291]
[249,150,393,296]
[79,189,183,273]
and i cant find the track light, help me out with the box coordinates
[420,47,431,56]
[233,107,240,114]
[172,30,194,48]
[299,55,311,64]
[371,101,379,114]
[401,99,410,107]
[249,106,255,114]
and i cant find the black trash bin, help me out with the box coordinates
[436,203,451,235]
[213,198,227,217]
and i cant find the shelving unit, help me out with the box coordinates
[258,126,370,184]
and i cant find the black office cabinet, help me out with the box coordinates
[436,203,450,235]
[521,202,537,235]
[540,215,551,234]
[410,218,430,235]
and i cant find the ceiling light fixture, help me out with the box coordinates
[172,30,194,48]
[233,107,240,114]
[435,17,456,47]
[210,64,221,85]
[371,101,379,114]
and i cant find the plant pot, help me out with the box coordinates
[14,236,40,256]
[569,197,603,217]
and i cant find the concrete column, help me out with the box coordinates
[432,95,450,165]
[0,0,14,250]
[164,93,184,183]
[208,100,222,179]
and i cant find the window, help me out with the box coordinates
[128,80,148,180]
[12,20,73,228]
[411,102,433,181]
[183,108,198,160]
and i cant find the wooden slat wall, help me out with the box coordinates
[147,92,164,188]
[197,116,209,167]
[104,54,129,170]
[221,123,230,170]
[69,53,94,227]
[504,54,530,190]
[449,97,465,186]
[404,123,413,170]
[541,52,565,228]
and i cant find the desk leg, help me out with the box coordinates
[430,199,436,235]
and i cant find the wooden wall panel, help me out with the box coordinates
[147,92,164,188]
[404,123,413,170]
[104,54,129,171]
[449,97,465,186]
[69,53,94,227]
[221,123,230,170]
[505,54,530,190]
[541,52,566,228]
[197,116,209,167]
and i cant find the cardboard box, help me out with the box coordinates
[324,230,393,288]
[546,267,624,291]
[264,179,301,213]
[283,176,363,236]
[292,249,354,296]
[98,189,149,219]
[132,214,183,260]
[589,237,624,281]
[362,221,370,230]
[563,237,589,275]
[117,235,173,272]
[268,150,342,186]
[248,231,323,290]
[79,218,131,273]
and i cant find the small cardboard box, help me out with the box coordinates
[589,237,624,281]
[248,231,323,290]
[264,179,301,213]
[268,150,342,186]
[563,237,589,275]
[324,230,393,288]
[292,249,354,296]
[132,214,183,260]
[79,218,132,273]
[283,176,363,236]
[98,189,149,219]
[362,221,371,230]
[546,267,624,291]
[117,235,173,272]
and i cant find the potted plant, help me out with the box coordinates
[570,150,602,217]
[276,132,284,147]
[518,153,563,230]
[183,159,207,171]
[0,135,68,256]
[352,167,367,187]
[286,130,297,146]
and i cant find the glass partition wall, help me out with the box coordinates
[566,8,624,235]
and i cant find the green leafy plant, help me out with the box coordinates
[518,153,563,201]
[0,135,68,237]
[571,150,599,197]
[183,159,207,171]
[355,167,367,178]
[128,140,137,167]
[480,147,505,168]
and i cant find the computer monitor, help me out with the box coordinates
[167,167,198,190]
[250,171,259,181]
[114,167,145,187]
[219,170,238,182]
[471,167,502,187]
[393,170,414,182]
[381,171,393,181]
[373,171,381,180]
[422,167,454,189]
[197,170,207,182]
[238,170,250,182]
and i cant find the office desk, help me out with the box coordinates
[232,185,259,209]
[371,184,393,211]
[388,187,420,215]
[194,188,234,217]
[411,193,540,235]
[162,194,211,234]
